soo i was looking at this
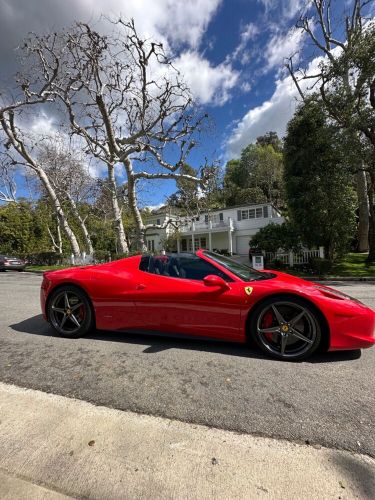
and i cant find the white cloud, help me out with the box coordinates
[258,0,305,20]
[0,0,237,107]
[175,51,239,106]
[231,22,259,63]
[226,55,324,158]
[0,0,222,52]
[264,27,305,72]
[241,81,252,93]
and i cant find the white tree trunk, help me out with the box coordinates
[107,163,129,253]
[47,220,63,254]
[124,159,147,252]
[66,193,94,255]
[37,168,81,256]
[356,169,369,252]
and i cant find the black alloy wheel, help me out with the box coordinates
[250,296,322,360]
[48,285,94,338]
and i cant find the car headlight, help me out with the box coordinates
[314,285,364,304]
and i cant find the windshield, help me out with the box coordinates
[203,251,271,282]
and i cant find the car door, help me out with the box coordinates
[132,254,245,341]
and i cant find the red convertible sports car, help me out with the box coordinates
[40,250,375,361]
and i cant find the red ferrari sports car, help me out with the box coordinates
[40,250,375,360]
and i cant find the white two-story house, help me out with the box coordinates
[144,203,284,255]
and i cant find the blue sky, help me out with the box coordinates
[0,0,370,206]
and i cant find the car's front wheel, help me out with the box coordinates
[47,285,94,338]
[250,296,322,361]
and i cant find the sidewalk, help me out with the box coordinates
[0,382,374,499]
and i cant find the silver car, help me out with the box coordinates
[0,255,26,271]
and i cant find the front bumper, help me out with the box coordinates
[328,307,375,350]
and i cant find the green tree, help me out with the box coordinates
[224,135,285,208]
[0,201,52,255]
[256,131,283,153]
[251,222,302,253]
[287,0,375,259]
[284,101,356,261]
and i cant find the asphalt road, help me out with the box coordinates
[1,272,374,457]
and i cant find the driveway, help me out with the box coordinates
[0,272,374,457]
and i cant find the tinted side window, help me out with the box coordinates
[139,255,150,271]
[178,256,231,281]
[140,254,232,281]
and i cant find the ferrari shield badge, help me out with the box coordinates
[244,286,253,296]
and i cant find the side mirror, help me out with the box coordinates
[203,274,229,290]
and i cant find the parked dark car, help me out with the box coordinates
[0,255,26,272]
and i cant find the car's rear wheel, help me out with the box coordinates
[47,285,94,338]
[250,296,322,361]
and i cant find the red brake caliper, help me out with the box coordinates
[261,310,275,341]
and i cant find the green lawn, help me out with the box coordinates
[330,253,375,277]
[276,253,375,278]
[26,264,73,272]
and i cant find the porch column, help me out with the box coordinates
[191,221,195,252]
[228,228,233,255]
[208,232,212,251]
[177,238,181,253]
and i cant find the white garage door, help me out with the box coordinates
[236,236,250,255]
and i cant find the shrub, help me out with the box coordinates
[93,250,111,263]
[111,251,140,260]
[309,257,333,276]
[269,258,285,269]
[22,252,63,266]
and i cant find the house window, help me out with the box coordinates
[147,239,155,252]
[156,218,161,225]
[189,237,206,252]
[181,239,187,251]
[240,208,263,220]
[205,213,224,224]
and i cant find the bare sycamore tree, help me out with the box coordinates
[0,154,18,203]
[37,137,96,254]
[286,0,375,258]
[0,108,82,255]
[18,19,208,251]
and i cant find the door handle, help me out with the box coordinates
[136,283,146,290]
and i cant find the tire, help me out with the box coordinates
[47,285,94,338]
[249,296,322,361]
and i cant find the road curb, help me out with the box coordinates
[305,276,375,282]
[0,470,70,499]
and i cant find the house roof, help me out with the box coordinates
[147,202,282,217]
